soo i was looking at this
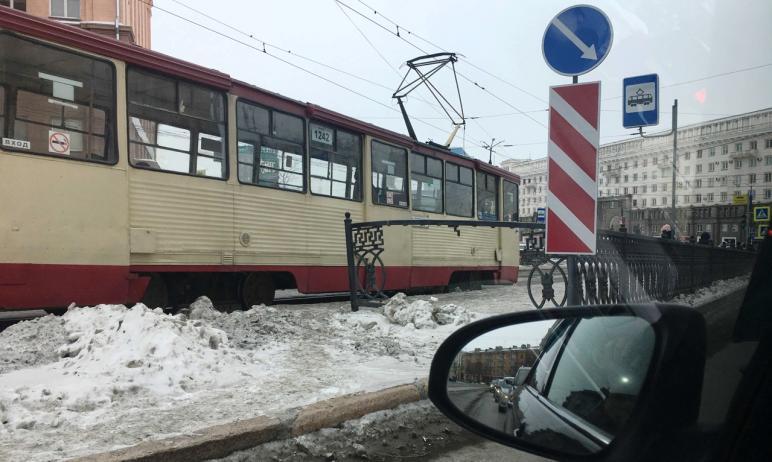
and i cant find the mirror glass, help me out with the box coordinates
[447,315,656,456]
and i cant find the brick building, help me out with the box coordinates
[1,0,152,48]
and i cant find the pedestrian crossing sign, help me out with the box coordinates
[757,224,769,239]
[754,206,770,222]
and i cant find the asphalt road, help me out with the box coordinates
[447,382,517,435]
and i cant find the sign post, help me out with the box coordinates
[542,5,611,306]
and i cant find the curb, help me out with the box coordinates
[70,378,429,462]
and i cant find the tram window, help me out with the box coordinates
[371,140,408,208]
[445,163,473,217]
[273,111,304,144]
[410,152,443,213]
[236,100,306,192]
[503,180,519,222]
[309,122,362,201]
[477,171,499,221]
[0,33,115,163]
[128,67,226,178]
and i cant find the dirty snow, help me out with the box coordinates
[670,276,749,307]
[0,282,535,461]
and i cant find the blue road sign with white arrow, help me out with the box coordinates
[536,208,546,223]
[623,74,659,128]
[542,5,613,76]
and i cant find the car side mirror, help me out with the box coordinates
[428,304,706,461]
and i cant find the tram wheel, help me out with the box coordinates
[240,273,275,309]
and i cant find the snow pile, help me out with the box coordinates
[187,295,221,321]
[0,304,259,435]
[671,276,749,307]
[0,315,67,375]
[383,293,474,329]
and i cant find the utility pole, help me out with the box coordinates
[638,99,678,238]
[482,138,513,165]
[671,99,678,238]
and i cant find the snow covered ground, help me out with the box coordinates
[0,281,536,461]
[0,274,748,461]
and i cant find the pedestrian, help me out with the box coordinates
[698,232,711,245]
[660,224,673,239]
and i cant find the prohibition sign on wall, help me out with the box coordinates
[48,130,71,155]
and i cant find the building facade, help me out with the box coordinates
[1,0,152,48]
[502,108,772,244]
[452,345,539,383]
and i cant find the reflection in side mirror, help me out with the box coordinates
[446,315,656,456]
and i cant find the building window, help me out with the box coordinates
[750,173,757,184]
[642,185,647,193]
[632,199,637,207]
[662,197,667,205]
[410,152,443,213]
[695,179,702,188]
[696,164,703,173]
[721,192,728,202]
[735,142,743,152]
[633,173,638,181]
[750,158,758,167]
[750,140,757,150]
[633,186,638,194]
[623,187,629,195]
[765,172,772,183]
[720,161,728,171]
[643,159,648,167]
[1,0,27,11]
[129,68,227,179]
[476,171,499,221]
[734,175,742,187]
[695,194,701,203]
[652,184,657,192]
[309,123,361,201]
[684,152,690,160]
[652,157,658,165]
[707,193,714,202]
[697,149,703,159]
[766,139,772,149]
[766,189,772,200]
[372,140,408,207]
[652,198,656,206]
[735,160,742,169]
[1,33,116,163]
[642,198,647,207]
[50,0,79,19]
[503,180,519,222]
[722,145,729,155]
[710,148,716,157]
[684,195,690,204]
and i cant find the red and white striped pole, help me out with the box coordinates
[545,81,601,304]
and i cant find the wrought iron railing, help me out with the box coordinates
[344,213,544,311]
[343,214,757,311]
[568,231,756,305]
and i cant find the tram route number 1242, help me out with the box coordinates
[312,126,333,146]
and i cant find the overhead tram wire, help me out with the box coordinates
[354,0,548,105]
[166,0,467,143]
[335,0,548,130]
[346,0,772,130]
[139,0,474,145]
[332,0,451,121]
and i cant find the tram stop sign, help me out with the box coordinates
[542,5,613,77]
[623,74,659,128]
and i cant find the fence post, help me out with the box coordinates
[567,255,580,306]
[344,212,359,312]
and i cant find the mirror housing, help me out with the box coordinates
[428,304,706,462]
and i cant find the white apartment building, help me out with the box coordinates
[503,108,772,219]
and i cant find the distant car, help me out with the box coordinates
[497,383,514,412]
[489,378,502,393]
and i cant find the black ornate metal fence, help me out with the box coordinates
[344,213,544,311]
[568,231,756,305]
[343,214,757,311]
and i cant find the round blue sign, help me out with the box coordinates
[542,5,613,76]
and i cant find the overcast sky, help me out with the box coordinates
[151,0,772,165]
